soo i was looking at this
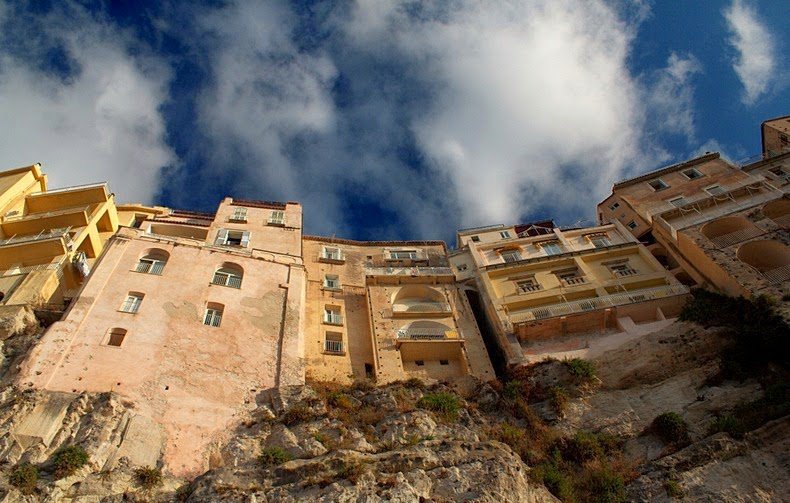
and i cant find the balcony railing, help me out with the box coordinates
[612,268,638,277]
[763,265,790,285]
[323,313,343,325]
[396,327,460,341]
[324,340,344,354]
[365,266,454,277]
[508,284,689,324]
[560,276,587,286]
[707,227,764,248]
[1,205,92,223]
[392,301,451,313]
[518,283,542,293]
[0,227,73,247]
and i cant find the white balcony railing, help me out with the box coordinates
[392,301,451,313]
[365,266,453,277]
[324,340,344,353]
[1,205,92,223]
[323,312,343,325]
[508,284,689,324]
[0,227,73,247]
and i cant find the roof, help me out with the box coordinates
[304,235,446,248]
[230,198,288,210]
[611,153,720,190]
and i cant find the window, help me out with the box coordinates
[516,277,541,293]
[440,359,449,366]
[268,210,285,226]
[215,229,250,247]
[705,185,725,196]
[626,220,638,230]
[500,249,521,263]
[212,264,243,288]
[324,332,344,354]
[647,178,669,191]
[120,293,143,314]
[389,250,419,260]
[106,328,127,347]
[135,250,168,275]
[608,262,638,277]
[321,246,343,261]
[204,304,224,327]
[682,168,703,180]
[229,207,247,222]
[500,231,511,239]
[470,235,480,242]
[556,268,585,285]
[457,263,468,272]
[323,274,340,289]
[769,166,787,177]
[608,201,620,211]
[415,360,425,366]
[323,307,343,325]
[780,134,788,144]
[588,234,611,248]
[668,196,688,208]
[540,241,562,256]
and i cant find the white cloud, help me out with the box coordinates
[645,52,702,139]
[723,0,776,105]
[0,3,174,203]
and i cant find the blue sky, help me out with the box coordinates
[0,1,787,244]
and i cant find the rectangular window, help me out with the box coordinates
[589,235,611,248]
[769,166,786,176]
[705,185,725,196]
[229,207,247,222]
[648,178,669,191]
[470,235,480,242]
[120,294,143,313]
[415,360,425,366]
[439,359,449,366]
[323,307,343,325]
[516,278,541,293]
[323,275,340,289]
[668,196,688,207]
[500,249,521,263]
[215,229,250,248]
[608,262,638,277]
[204,305,223,327]
[457,263,468,272]
[626,220,638,230]
[608,201,620,211]
[324,332,344,354]
[106,328,127,347]
[321,246,343,261]
[500,231,511,239]
[268,210,285,225]
[135,258,166,275]
[541,241,562,256]
[681,168,703,180]
[556,269,586,285]
[389,250,419,260]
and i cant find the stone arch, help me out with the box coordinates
[701,216,753,240]
[762,199,790,228]
[736,240,790,273]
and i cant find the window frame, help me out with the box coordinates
[204,304,224,327]
[268,210,285,226]
[229,207,247,222]
[323,274,341,290]
[704,184,725,196]
[667,196,688,208]
[215,229,250,248]
[626,220,638,230]
[105,328,127,347]
[323,306,343,325]
[499,249,522,263]
[499,231,512,239]
[135,256,166,275]
[608,201,620,211]
[119,293,143,314]
[540,241,562,256]
[647,178,669,191]
[212,266,243,288]
[389,250,420,260]
[681,168,703,180]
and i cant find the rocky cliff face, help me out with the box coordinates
[0,303,786,502]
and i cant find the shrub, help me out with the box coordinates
[708,414,745,439]
[327,391,354,410]
[503,380,525,400]
[403,377,425,389]
[532,462,574,501]
[652,412,690,445]
[281,403,314,426]
[417,392,461,420]
[559,431,604,464]
[579,463,627,503]
[259,446,293,467]
[664,479,683,498]
[334,460,366,484]
[134,466,162,489]
[52,445,89,478]
[548,386,569,416]
[9,463,38,494]
[351,379,375,392]
[564,358,597,382]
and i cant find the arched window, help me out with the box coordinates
[135,249,169,275]
[204,303,224,327]
[212,263,243,288]
[106,328,127,347]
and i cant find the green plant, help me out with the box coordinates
[134,466,162,489]
[8,463,38,494]
[708,414,745,439]
[259,446,293,467]
[548,386,569,415]
[564,358,597,382]
[174,482,195,502]
[652,412,690,445]
[560,431,604,464]
[664,479,683,498]
[503,380,525,400]
[532,462,574,501]
[334,460,366,484]
[417,392,462,420]
[52,445,89,478]
[281,403,314,426]
[327,391,354,410]
[403,377,425,389]
[580,463,626,503]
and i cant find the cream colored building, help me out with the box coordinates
[303,237,494,384]
[450,222,688,365]
[18,198,306,476]
[598,149,790,302]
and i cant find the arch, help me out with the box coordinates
[737,240,790,273]
[762,199,790,227]
[391,285,448,313]
[135,248,169,275]
[212,262,244,288]
[398,320,455,340]
[700,216,754,240]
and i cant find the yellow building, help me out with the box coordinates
[0,164,129,321]
[598,148,789,303]
[449,221,688,365]
[303,236,494,384]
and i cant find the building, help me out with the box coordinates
[449,221,688,365]
[303,236,494,384]
[18,197,306,476]
[598,148,790,302]
[762,115,790,156]
[0,164,144,330]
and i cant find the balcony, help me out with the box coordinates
[323,312,343,325]
[365,266,454,277]
[323,340,344,354]
[0,227,73,248]
[508,284,689,324]
[25,183,109,213]
[395,322,462,347]
[392,301,452,315]
[560,276,587,286]
[318,251,344,264]
[612,267,638,277]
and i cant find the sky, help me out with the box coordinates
[0,0,788,244]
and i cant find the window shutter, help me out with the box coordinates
[240,231,250,248]
[215,229,228,245]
